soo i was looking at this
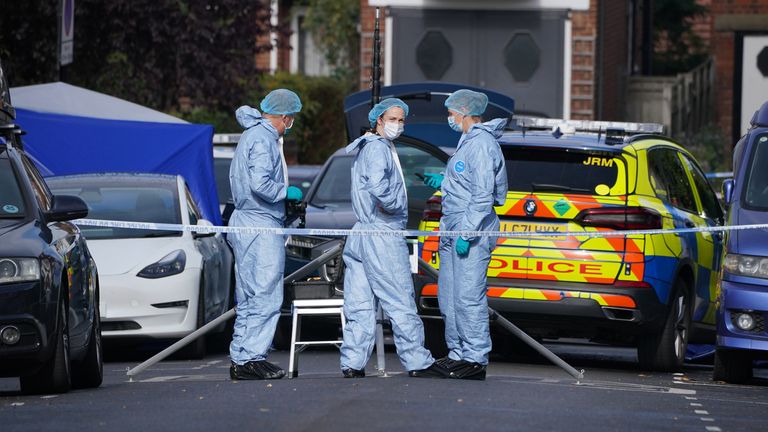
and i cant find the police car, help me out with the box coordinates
[416,117,724,371]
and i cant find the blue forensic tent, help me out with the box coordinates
[10,82,220,224]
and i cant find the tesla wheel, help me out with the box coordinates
[73,300,103,389]
[638,279,691,372]
[21,301,72,394]
[713,349,752,383]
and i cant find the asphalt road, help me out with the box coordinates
[1,341,767,432]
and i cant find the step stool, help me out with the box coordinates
[288,299,346,378]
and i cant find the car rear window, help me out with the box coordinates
[0,150,26,218]
[49,183,181,239]
[214,157,233,205]
[504,147,626,196]
[311,156,353,206]
[744,133,768,210]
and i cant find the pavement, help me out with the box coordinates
[1,341,767,432]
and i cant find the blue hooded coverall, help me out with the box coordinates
[228,106,289,365]
[439,118,508,365]
[340,134,435,372]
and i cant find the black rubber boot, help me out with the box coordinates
[230,361,286,380]
[342,368,366,378]
[435,357,468,372]
[447,362,486,380]
[409,362,449,378]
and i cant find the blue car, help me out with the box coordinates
[715,101,768,383]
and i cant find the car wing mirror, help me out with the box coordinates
[47,195,89,222]
[722,179,734,207]
[193,219,216,238]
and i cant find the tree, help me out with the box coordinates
[302,0,360,88]
[653,0,708,75]
[0,1,287,113]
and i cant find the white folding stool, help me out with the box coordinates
[288,299,346,378]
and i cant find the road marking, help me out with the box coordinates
[690,403,702,407]
[705,427,721,432]
[10,402,24,407]
[695,410,709,415]
[700,418,715,422]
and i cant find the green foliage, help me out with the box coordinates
[0,0,282,113]
[653,0,708,75]
[302,0,360,86]
[676,124,729,173]
[252,72,349,164]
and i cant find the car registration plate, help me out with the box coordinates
[501,221,567,235]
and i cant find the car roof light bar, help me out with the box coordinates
[514,116,664,135]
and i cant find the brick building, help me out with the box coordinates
[709,0,768,143]
[358,0,655,121]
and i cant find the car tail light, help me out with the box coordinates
[422,195,443,222]
[575,207,662,230]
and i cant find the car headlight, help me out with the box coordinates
[724,253,768,279]
[0,258,40,284]
[137,250,186,279]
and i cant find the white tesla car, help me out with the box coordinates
[47,173,233,358]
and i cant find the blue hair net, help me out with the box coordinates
[260,89,302,115]
[444,89,488,116]
[368,98,409,128]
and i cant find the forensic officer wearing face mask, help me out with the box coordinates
[340,98,447,379]
[422,89,508,380]
[228,89,304,380]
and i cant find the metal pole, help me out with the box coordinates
[375,303,387,376]
[126,242,345,378]
[417,258,584,381]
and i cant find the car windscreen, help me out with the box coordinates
[49,181,182,239]
[311,156,353,207]
[214,157,233,205]
[743,133,768,210]
[503,147,627,196]
[0,150,26,218]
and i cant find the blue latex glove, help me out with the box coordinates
[423,173,444,190]
[455,238,470,257]
[286,186,303,201]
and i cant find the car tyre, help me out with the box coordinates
[713,349,752,384]
[20,301,72,394]
[72,299,103,389]
[423,318,448,358]
[638,279,691,372]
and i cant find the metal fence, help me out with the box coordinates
[626,58,715,137]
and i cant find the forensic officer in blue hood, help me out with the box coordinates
[340,98,446,379]
[228,89,304,380]
[422,89,507,380]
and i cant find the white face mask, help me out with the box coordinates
[382,121,404,140]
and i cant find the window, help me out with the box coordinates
[395,142,447,204]
[503,147,626,196]
[213,157,233,205]
[0,150,26,218]
[185,187,201,225]
[648,148,697,213]
[48,179,181,239]
[681,154,724,223]
[744,133,768,210]
[311,155,353,206]
[21,154,52,212]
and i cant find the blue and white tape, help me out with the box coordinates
[73,218,768,239]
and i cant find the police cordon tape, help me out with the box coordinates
[74,218,768,238]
